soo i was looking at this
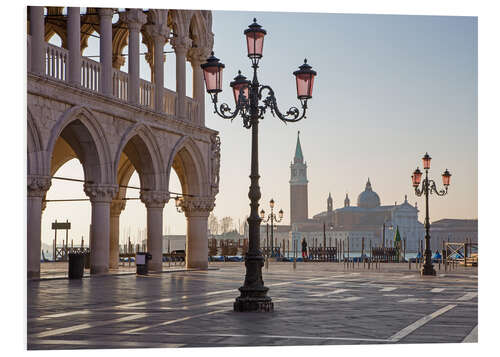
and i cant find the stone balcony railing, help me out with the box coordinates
[29,37,200,124]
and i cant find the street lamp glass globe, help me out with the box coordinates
[244,18,266,60]
[260,209,265,219]
[422,152,432,170]
[442,169,451,186]
[230,70,250,105]
[293,59,317,100]
[201,52,225,94]
[412,167,422,187]
[278,209,284,219]
[269,199,275,209]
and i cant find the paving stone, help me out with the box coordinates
[28,262,477,349]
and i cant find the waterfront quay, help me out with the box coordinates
[28,262,477,349]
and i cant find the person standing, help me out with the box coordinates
[301,238,308,259]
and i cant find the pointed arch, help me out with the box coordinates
[46,105,113,185]
[114,123,166,192]
[168,10,192,38]
[188,11,210,49]
[166,135,208,197]
[27,107,44,176]
[112,24,128,69]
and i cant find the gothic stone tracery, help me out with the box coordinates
[27,7,220,278]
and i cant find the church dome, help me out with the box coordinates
[357,178,381,208]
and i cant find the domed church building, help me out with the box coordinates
[311,178,425,253]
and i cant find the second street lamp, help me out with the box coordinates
[201,18,317,312]
[260,199,284,257]
[411,152,452,276]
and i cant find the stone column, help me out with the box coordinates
[84,184,118,275]
[188,48,209,126]
[27,176,51,279]
[29,6,45,75]
[99,8,114,95]
[172,36,192,118]
[67,7,81,85]
[145,22,169,112]
[120,9,147,105]
[109,199,126,269]
[181,197,215,270]
[140,191,169,272]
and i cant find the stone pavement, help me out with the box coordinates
[38,261,190,279]
[27,262,478,349]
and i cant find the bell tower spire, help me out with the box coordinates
[294,130,304,164]
[290,131,308,224]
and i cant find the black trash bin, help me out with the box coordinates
[68,253,84,279]
[136,252,152,275]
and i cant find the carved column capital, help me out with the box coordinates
[27,175,51,198]
[84,184,118,203]
[119,9,147,31]
[140,190,169,209]
[110,199,126,216]
[171,35,192,55]
[187,47,211,65]
[144,23,170,43]
[181,197,215,217]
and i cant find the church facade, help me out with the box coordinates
[287,132,425,253]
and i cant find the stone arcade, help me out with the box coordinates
[27,7,219,278]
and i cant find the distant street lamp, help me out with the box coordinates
[202,18,317,312]
[260,199,284,257]
[412,152,451,276]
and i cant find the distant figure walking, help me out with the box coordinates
[301,238,308,259]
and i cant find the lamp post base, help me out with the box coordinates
[234,250,274,312]
[234,286,274,312]
[420,264,436,276]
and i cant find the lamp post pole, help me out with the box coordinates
[201,19,317,312]
[412,153,451,276]
[271,206,274,254]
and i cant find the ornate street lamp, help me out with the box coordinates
[201,18,317,312]
[260,199,284,257]
[412,153,451,276]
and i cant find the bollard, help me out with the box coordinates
[409,259,411,270]
[293,258,296,270]
[265,256,269,270]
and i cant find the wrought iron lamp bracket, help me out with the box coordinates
[211,93,241,120]
[414,178,448,197]
[428,179,448,196]
[261,212,283,224]
[259,85,307,123]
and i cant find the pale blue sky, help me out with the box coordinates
[42,10,477,246]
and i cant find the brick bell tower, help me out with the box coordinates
[290,131,309,224]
